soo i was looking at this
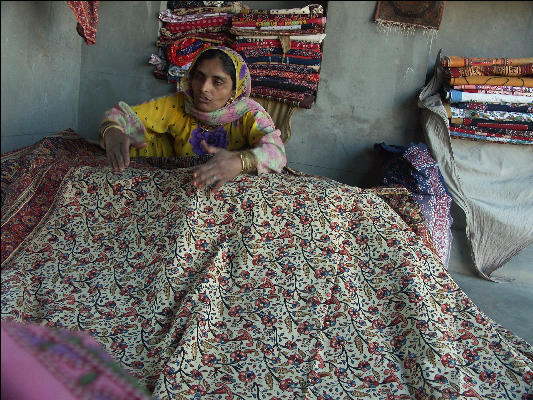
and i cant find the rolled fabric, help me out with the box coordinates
[446,64,533,78]
[445,88,533,104]
[448,76,533,87]
[444,103,533,123]
[442,56,533,67]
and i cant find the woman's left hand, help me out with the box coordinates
[193,140,242,192]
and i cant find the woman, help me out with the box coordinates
[98,46,286,191]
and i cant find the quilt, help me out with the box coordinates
[2,130,532,399]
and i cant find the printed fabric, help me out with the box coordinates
[449,124,533,144]
[448,76,533,87]
[445,88,533,104]
[442,56,533,68]
[2,131,532,399]
[452,84,533,94]
[375,142,454,266]
[446,64,533,78]
[445,103,533,123]
[67,1,99,45]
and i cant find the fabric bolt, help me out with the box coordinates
[243,55,322,67]
[450,101,533,114]
[159,10,234,23]
[251,77,319,92]
[231,26,325,36]
[232,16,326,28]
[251,86,316,108]
[448,76,533,87]
[456,88,533,97]
[418,52,533,280]
[235,33,327,43]
[448,123,533,139]
[2,131,533,398]
[163,3,244,17]
[160,25,231,38]
[452,84,533,94]
[232,22,325,32]
[446,64,533,78]
[449,124,533,144]
[442,56,533,68]
[445,103,533,123]
[445,88,533,104]
[240,47,321,59]
[249,63,321,83]
[167,1,233,9]
[67,1,99,45]
[157,32,234,47]
[1,320,151,400]
[449,118,533,131]
[164,15,233,33]
[375,142,454,265]
[235,39,321,53]
[449,131,532,145]
[239,4,324,16]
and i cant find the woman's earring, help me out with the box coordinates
[225,91,236,106]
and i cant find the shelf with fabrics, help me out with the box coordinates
[418,50,533,281]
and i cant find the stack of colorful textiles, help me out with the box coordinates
[440,56,533,145]
[150,1,245,83]
[230,4,326,109]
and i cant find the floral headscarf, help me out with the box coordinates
[178,46,275,129]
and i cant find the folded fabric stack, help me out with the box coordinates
[440,55,533,145]
[230,4,327,109]
[150,1,245,83]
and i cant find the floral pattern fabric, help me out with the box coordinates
[2,131,533,399]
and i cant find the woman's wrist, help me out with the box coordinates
[99,125,124,149]
[239,150,257,174]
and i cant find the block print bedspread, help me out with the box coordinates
[2,131,532,399]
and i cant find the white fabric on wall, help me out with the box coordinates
[418,51,533,281]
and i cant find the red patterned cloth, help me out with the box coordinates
[165,15,233,33]
[67,1,99,45]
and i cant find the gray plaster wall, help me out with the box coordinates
[1,1,82,153]
[2,1,533,192]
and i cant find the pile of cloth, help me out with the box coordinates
[150,1,245,83]
[230,4,327,109]
[440,56,533,145]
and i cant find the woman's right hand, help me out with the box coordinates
[104,128,147,173]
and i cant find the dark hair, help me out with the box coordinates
[190,49,236,90]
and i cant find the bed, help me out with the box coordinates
[2,130,532,398]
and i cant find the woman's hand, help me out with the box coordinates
[104,128,147,173]
[193,140,242,191]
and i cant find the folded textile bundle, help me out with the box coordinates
[441,54,533,144]
[150,1,245,82]
[230,4,327,109]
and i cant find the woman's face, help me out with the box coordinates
[191,57,234,112]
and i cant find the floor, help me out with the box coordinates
[447,228,533,345]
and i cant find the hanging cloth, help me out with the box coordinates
[67,1,100,45]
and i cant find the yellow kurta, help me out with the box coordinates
[129,93,267,158]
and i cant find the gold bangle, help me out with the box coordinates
[100,124,122,148]
[239,150,257,174]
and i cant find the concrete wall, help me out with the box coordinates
[1,1,82,153]
[2,1,532,191]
